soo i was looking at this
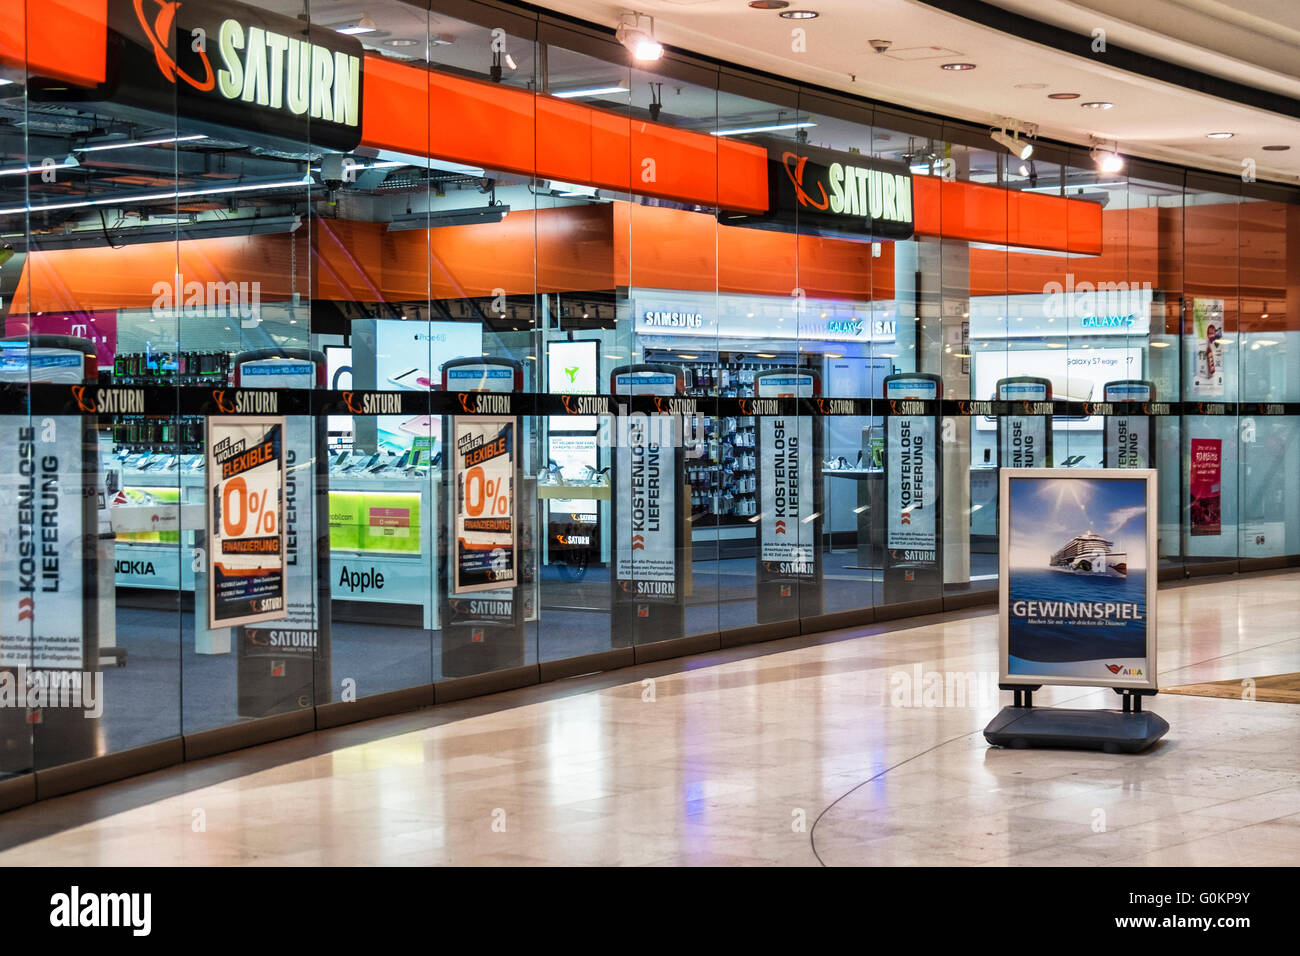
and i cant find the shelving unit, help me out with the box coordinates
[646,351,797,528]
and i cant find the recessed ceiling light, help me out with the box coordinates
[779,10,820,19]
[1262,144,1291,151]
[1014,83,1047,90]
[749,1,790,8]
[384,38,421,48]
[1205,132,1234,139]
[1081,101,1113,109]
[337,15,377,36]
[940,62,976,70]
[1047,92,1080,99]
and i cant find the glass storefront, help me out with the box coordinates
[1,0,1297,786]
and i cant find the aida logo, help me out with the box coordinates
[135,0,216,92]
[1106,664,1144,677]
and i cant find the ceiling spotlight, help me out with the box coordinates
[1047,92,1080,100]
[1090,140,1124,173]
[941,62,976,70]
[1205,132,1234,139]
[1262,144,1291,151]
[991,128,1033,160]
[748,1,790,8]
[617,13,663,61]
[779,9,820,18]
[1081,101,1113,109]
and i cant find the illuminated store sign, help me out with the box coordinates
[642,311,703,329]
[634,296,896,344]
[969,288,1154,338]
[38,0,364,152]
[722,141,914,240]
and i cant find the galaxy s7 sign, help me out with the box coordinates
[84,0,364,151]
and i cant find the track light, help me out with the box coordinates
[1090,139,1124,173]
[990,128,1033,160]
[617,13,663,61]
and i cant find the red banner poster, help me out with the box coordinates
[1190,438,1222,536]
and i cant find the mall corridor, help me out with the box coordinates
[1,570,1296,867]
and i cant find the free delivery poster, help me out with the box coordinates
[1000,470,1156,689]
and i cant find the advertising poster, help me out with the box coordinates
[974,349,1139,432]
[0,417,88,669]
[207,417,287,629]
[548,340,600,433]
[1103,380,1153,468]
[1001,469,1156,689]
[885,376,938,561]
[997,377,1050,468]
[452,416,516,593]
[757,373,816,577]
[615,412,678,600]
[375,321,481,452]
[1189,438,1222,536]
[1192,298,1225,397]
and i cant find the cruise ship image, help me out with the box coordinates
[1048,530,1127,577]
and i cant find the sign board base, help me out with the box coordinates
[983,705,1168,754]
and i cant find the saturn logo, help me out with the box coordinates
[781,151,829,211]
[134,0,216,92]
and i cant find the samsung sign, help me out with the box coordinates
[634,298,896,344]
[36,0,364,152]
[643,311,704,329]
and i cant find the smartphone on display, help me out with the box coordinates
[387,368,435,390]
[399,415,436,436]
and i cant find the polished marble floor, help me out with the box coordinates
[2,571,1298,866]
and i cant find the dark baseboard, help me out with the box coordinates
[434,665,539,704]
[1238,556,1291,574]
[799,607,875,635]
[943,588,997,611]
[315,685,434,730]
[36,738,184,801]
[183,709,316,762]
[1185,559,1239,579]
[539,648,635,682]
[633,633,721,664]
[874,598,944,622]
[1158,566,1185,583]
[719,619,801,648]
[0,773,36,814]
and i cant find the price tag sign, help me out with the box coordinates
[452,416,517,593]
[207,416,287,628]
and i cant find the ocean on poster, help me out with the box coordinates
[1008,568,1146,666]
